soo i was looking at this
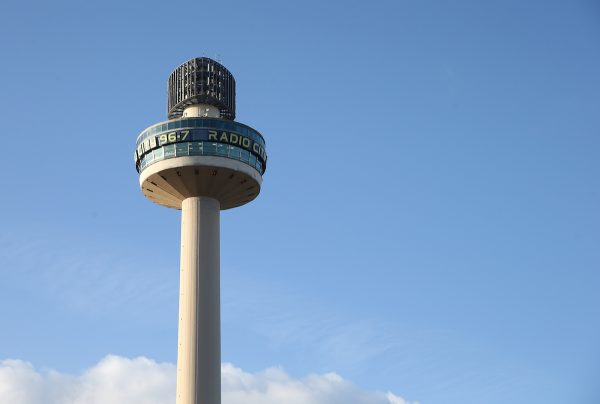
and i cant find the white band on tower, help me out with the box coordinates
[183,104,221,118]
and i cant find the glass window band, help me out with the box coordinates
[135,141,264,175]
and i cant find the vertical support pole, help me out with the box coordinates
[176,197,221,404]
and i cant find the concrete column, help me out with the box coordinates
[176,197,221,404]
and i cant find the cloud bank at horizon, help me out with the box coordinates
[0,355,414,404]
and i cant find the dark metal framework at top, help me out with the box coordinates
[167,57,236,121]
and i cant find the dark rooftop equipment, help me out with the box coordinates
[167,57,236,120]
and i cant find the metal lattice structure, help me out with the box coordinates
[167,57,236,120]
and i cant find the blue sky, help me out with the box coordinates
[0,0,599,403]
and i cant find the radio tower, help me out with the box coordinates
[133,57,267,404]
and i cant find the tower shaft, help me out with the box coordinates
[176,197,221,404]
[135,57,267,404]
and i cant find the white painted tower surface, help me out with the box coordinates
[133,58,267,404]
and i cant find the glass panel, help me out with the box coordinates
[216,143,228,155]
[173,120,182,129]
[167,122,175,130]
[189,142,202,155]
[146,151,155,163]
[154,148,164,159]
[229,147,241,159]
[163,144,176,158]
[160,123,167,132]
[176,143,189,156]
[203,142,217,155]
[240,149,250,163]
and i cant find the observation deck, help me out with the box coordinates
[134,117,267,210]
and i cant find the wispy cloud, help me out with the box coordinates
[222,269,425,373]
[0,355,415,404]
[0,232,177,317]
[221,269,524,400]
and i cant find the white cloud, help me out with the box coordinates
[0,356,175,404]
[0,356,415,404]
